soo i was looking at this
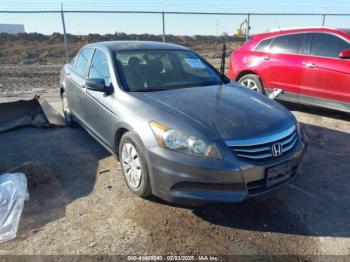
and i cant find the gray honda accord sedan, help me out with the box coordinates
[60,41,307,205]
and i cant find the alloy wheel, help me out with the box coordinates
[240,78,259,92]
[121,142,142,188]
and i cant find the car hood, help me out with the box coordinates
[134,84,296,141]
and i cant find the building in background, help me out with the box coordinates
[0,24,25,34]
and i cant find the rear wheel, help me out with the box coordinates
[119,132,152,198]
[238,74,264,94]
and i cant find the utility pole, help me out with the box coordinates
[162,10,165,43]
[322,14,326,26]
[216,19,220,36]
[60,3,70,62]
[161,0,165,43]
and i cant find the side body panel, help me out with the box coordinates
[229,28,350,112]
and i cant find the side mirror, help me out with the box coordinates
[85,78,107,92]
[339,48,350,59]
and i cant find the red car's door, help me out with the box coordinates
[262,33,308,94]
[300,33,350,104]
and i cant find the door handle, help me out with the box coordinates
[303,62,317,68]
[263,56,271,61]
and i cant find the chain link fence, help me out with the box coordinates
[0,10,349,101]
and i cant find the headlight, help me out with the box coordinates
[149,121,222,159]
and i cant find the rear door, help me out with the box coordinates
[300,33,350,104]
[66,47,94,121]
[262,33,308,94]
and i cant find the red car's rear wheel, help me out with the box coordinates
[238,74,265,94]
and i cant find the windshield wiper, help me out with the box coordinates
[130,88,170,92]
[131,82,221,92]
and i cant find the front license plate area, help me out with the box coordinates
[266,162,291,187]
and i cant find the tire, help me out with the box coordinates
[119,131,152,198]
[238,74,265,94]
[61,91,78,127]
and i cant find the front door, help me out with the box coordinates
[83,49,117,148]
[300,33,350,104]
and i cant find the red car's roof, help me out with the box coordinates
[252,27,350,40]
[337,28,350,35]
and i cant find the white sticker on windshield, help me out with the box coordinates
[184,58,206,69]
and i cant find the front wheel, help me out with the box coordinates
[238,74,265,94]
[119,132,152,198]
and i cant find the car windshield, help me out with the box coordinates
[115,49,222,91]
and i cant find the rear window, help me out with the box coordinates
[270,34,305,54]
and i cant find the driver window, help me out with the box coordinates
[89,49,111,86]
[75,48,94,76]
[311,33,350,58]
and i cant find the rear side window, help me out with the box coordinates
[89,49,111,85]
[270,34,305,54]
[310,33,350,58]
[75,48,94,76]
[255,38,273,52]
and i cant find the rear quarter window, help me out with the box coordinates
[255,38,273,52]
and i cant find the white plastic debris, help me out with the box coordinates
[0,173,28,244]
[268,88,283,100]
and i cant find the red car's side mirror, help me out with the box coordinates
[339,48,350,59]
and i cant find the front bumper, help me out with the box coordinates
[146,139,306,205]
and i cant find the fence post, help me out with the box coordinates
[322,14,326,26]
[60,3,70,63]
[162,10,166,43]
[246,13,251,40]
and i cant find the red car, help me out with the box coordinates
[227,27,350,113]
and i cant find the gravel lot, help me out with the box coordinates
[0,90,349,256]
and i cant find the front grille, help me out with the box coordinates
[225,125,298,161]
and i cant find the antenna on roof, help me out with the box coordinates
[275,20,281,30]
[219,42,227,85]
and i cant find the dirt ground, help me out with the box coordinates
[0,88,349,257]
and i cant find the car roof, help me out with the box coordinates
[337,28,350,35]
[84,40,190,51]
[252,27,350,40]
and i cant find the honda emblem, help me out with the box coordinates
[271,143,283,157]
